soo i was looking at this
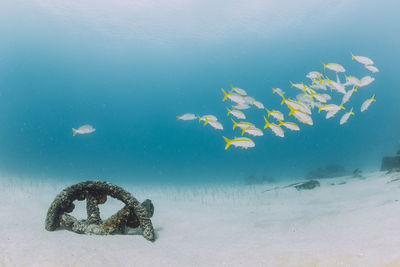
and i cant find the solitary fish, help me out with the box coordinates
[252,100,265,109]
[72,125,96,136]
[204,119,223,130]
[221,88,246,104]
[272,88,285,97]
[342,87,356,105]
[351,53,374,65]
[230,84,247,95]
[232,103,251,110]
[223,136,255,150]
[266,109,284,121]
[227,107,246,119]
[324,63,346,73]
[345,75,361,87]
[244,96,256,104]
[326,77,346,94]
[321,94,332,101]
[177,113,197,120]
[365,65,379,73]
[264,116,284,137]
[318,104,345,114]
[359,76,375,87]
[340,108,355,125]
[287,101,312,115]
[306,71,323,80]
[326,109,340,119]
[361,95,376,112]
[199,115,218,124]
[240,126,264,137]
[231,118,255,130]
[292,110,313,125]
[311,92,328,103]
[281,95,306,111]
[277,120,300,131]
[290,81,306,90]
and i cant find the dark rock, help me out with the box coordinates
[294,180,320,191]
[352,168,363,178]
[381,156,400,172]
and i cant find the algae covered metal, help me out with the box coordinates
[45,180,155,241]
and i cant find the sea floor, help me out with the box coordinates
[1,171,400,267]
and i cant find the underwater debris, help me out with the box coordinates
[262,180,320,193]
[294,180,320,191]
[45,180,155,241]
[386,168,400,175]
[381,144,400,172]
[353,168,363,178]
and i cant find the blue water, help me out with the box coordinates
[0,0,399,184]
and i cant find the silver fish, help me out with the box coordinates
[72,125,96,136]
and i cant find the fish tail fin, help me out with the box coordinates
[231,118,237,130]
[277,119,283,126]
[318,106,322,113]
[223,136,232,150]
[289,81,294,88]
[318,76,323,85]
[340,103,345,110]
[350,107,355,115]
[266,108,271,118]
[241,128,245,136]
[198,116,202,123]
[221,88,228,101]
[176,116,180,120]
[263,116,270,129]
[272,88,276,93]
[288,108,295,116]
[372,94,376,101]
[280,94,286,105]
[226,107,231,116]
[351,52,355,60]
[229,83,234,93]
[326,76,332,83]
[354,85,359,92]
[72,128,77,136]
[203,118,209,126]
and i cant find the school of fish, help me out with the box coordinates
[177,53,378,150]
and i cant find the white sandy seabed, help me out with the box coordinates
[1,171,400,267]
